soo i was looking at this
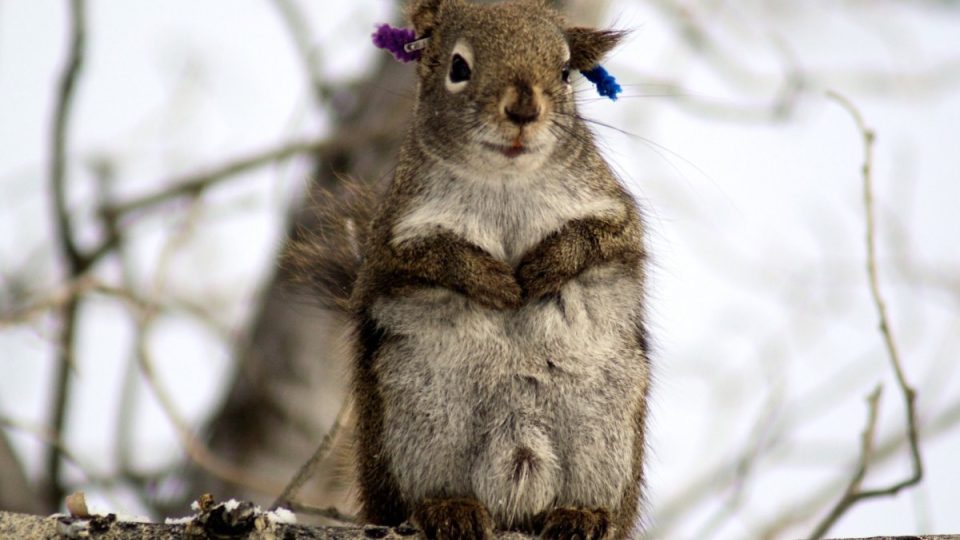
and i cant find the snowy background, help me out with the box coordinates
[1,1,959,538]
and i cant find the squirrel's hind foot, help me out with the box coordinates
[413,497,493,540]
[539,506,612,540]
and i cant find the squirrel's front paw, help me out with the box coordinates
[517,256,567,302]
[467,259,523,310]
[413,498,493,540]
[540,507,611,540]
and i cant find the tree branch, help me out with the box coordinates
[50,0,87,275]
[44,0,87,511]
[808,92,925,539]
[104,131,385,219]
[0,509,528,540]
[0,509,956,540]
[809,386,884,539]
[271,398,353,511]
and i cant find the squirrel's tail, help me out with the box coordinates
[284,179,380,312]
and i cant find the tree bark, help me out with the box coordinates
[1,510,956,540]
[0,509,535,540]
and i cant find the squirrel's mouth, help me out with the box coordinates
[483,142,528,158]
[482,135,536,159]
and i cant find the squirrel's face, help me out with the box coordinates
[408,0,622,177]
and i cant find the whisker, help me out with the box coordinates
[552,111,715,185]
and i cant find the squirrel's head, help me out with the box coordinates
[406,0,623,175]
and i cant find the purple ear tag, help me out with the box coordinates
[372,24,428,63]
[371,23,621,101]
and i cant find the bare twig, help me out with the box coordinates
[44,0,87,511]
[113,208,151,480]
[758,395,960,539]
[809,386,884,539]
[646,347,879,539]
[807,92,924,539]
[106,139,322,216]
[270,398,353,510]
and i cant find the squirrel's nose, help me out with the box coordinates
[502,82,542,126]
[505,104,539,125]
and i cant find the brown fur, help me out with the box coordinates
[517,211,645,301]
[284,180,379,310]
[353,227,523,312]
[353,315,408,525]
[565,28,628,71]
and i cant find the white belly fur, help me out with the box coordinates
[372,268,645,525]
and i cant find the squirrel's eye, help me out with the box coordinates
[450,54,472,83]
[561,62,571,84]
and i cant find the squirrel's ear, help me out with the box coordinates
[408,0,460,36]
[566,27,626,71]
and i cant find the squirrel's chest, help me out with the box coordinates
[392,172,618,265]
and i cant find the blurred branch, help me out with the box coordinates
[0,415,103,498]
[647,352,877,538]
[0,274,97,326]
[807,92,924,539]
[50,0,87,276]
[44,0,87,511]
[104,133,385,218]
[618,77,800,123]
[687,389,783,540]
[645,0,803,120]
[0,428,42,514]
[114,200,286,498]
[271,0,330,104]
[133,329,287,497]
[641,1,960,123]
[270,398,353,511]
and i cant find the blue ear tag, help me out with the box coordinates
[581,65,622,101]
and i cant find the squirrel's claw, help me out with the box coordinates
[413,498,493,540]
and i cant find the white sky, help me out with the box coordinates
[1,1,959,538]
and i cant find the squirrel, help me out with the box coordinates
[290,1,650,538]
